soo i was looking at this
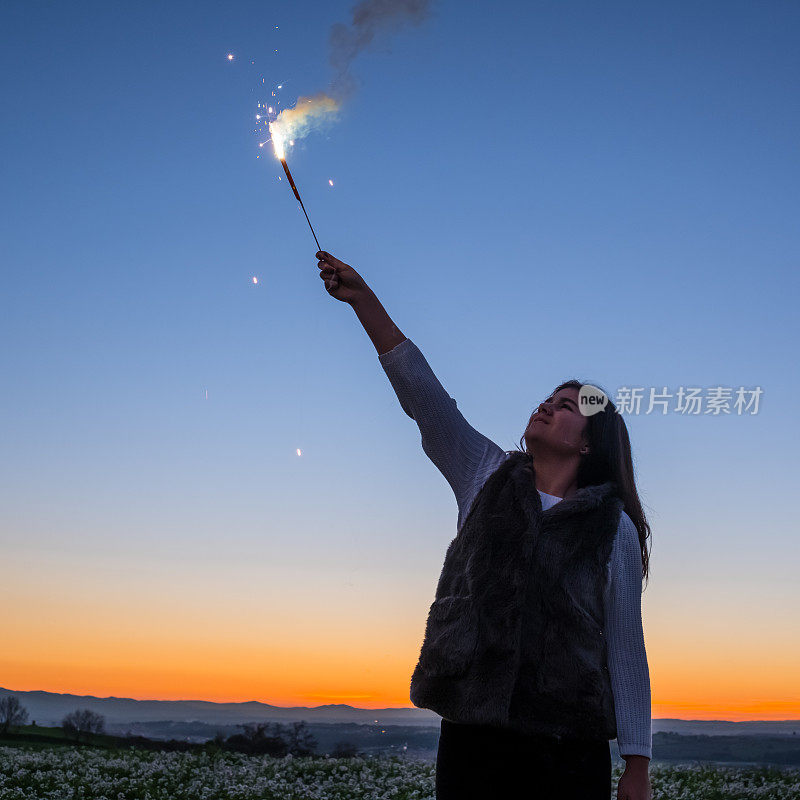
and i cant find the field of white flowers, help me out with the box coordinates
[1,745,799,799]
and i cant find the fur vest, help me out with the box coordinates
[409,450,624,740]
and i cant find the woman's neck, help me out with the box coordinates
[530,451,580,499]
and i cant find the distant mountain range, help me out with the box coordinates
[3,687,799,737]
[0,687,439,728]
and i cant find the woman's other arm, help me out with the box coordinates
[606,512,653,764]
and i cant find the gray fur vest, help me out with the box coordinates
[409,450,624,740]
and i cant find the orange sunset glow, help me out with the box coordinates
[4,549,798,719]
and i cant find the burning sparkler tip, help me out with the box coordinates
[226,53,234,61]
[252,276,258,284]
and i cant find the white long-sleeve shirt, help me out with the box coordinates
[378,337,652,759]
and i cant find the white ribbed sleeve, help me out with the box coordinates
[606,512,653,758]
[378,337,652,759]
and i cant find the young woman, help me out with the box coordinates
[316,251,652,800]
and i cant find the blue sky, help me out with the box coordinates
[1,0,799,710]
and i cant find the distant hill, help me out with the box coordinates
[3,687,799,737]
[650,718,800,737]
[0,686,439,727]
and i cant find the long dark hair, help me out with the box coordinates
[515,379,652,589]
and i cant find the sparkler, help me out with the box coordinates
[269,121,321,251]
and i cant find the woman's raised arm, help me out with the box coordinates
[316,250,406,355]
[315,251,506,524]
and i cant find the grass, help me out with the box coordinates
[1,743,800,799]
[2,723,201,751]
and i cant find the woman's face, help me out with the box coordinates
[524,386,589,455]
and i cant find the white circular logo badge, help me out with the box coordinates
[578,384,609,416]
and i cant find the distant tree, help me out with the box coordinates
[241,721,271,741]
[285,720,318,757]
[62,709,105,743]
[0,696,29,734]
[225,722,288,756]
[330,740,360,758]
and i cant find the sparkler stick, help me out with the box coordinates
[280,156,321,251]
[269,121,321,251]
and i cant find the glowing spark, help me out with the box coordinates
[296,448,302,456]
[227,53,234,61]
[289,139,294,146]
[256,114,261,120]
[252,276,258,284]
[268,106,273,113]
[328,179,334,186]
[268,122,285,159]
[277,84,282,89]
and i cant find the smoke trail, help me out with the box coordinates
[329,0,431,97]
[270,0,431,152]
[270,91,340,158]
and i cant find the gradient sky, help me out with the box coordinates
[2,0,799,720]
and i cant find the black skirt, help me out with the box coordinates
[435,718,612,800]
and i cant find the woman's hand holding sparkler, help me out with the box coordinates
[316,251,370,304]
[316,250,407,356]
